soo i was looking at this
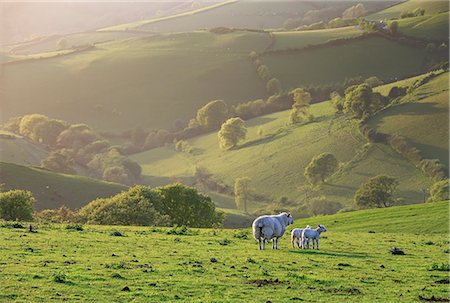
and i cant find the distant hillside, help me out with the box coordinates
[0,162,126,210]
[367,0,449,21]
[131,72,447,213]
[395,12,449,41]
[295,200,449,234]
[1,31,270,131]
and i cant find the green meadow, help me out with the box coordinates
[367,0,449,21]
[0,201,448,303]
[395,12,449,41]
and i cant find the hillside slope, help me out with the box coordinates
[131,73,445,212]
[2,31,270,131]
[395,12,449,41]
[0,132,48,166]
[0,162,126,210]
[367,0,449,21]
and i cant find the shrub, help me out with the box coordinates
[33,206,76,223]
[66,224,83,231]
[0,189,35,221]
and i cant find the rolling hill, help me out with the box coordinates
[367,0,449,21]
[394,11,449,41]
[0,162,126,210]
[0,131,48,166]
[130,72,447,214]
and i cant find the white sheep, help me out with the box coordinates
[291,225,311,249]
[301,224,327,250]
[252,212,294,250]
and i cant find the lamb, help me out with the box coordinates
[301,224,327,250]
[291,225,311,249]
[252,212,294,250]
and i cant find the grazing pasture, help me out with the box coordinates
[0,201,448,302]
[395,12,449,41]
[366,0,449,21]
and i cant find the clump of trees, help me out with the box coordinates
[3,114,142,185]
[304,153,339,185]
[175,140,192,154]
[234,177,252,213]
[354,175,399,208]
[343,84,389,119]
[342,3,366,18]
[78,184,223,227]
[0,189,35,221]
[218,118,247,150]
[196,100,229,131]
[289,88,313,124]
[33,206,76,223]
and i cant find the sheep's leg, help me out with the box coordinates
[307,239,310,249]
[258,239,262,250]
[262,239,266,250]
[297,238,300,249]
[291,237,295,249]
[316,239,319,250]
[275,238,279,249]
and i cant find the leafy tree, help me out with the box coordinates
[256,65,271,81]
[304,153,339,185]
[34,119,68,146]
[266,93,293,111]
[343,84,388,119]
[3,116,22,133]
[102,166,130,184]
[18,114,48,139]
[266,78,282,95]
[234,177,251,213]
[289,88,313,124]
[41,149,76,175]
[57,124,98,151]
[196,100,229,130]
[427,179,449,202]
[154,183,223,227]
[218,117,247,150]
[0,189,35,221]
[308,196,342,216]
[354,175,399,208]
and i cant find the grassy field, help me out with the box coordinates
[263,36,442,89]
[270,26,363,50]
[367,0,449,21]
[0,162,126,210]
[132,76,438,211]
[0,201,448,302]
[395,12,449,41]
[369,72,449,168]
[2,30,270,131]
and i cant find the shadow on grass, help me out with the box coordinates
[289,249,371,259]
[237,129,290,150]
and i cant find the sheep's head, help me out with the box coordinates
[318,224,327,232]
[285,213,294,225]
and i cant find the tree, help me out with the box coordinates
[0,189,35,221]
[196,100,229,130]
[34,119,68,147]
[18,114,49,139]
[330,91,344,113]
[427,179,449,203]
[41,149,76,175]
[218,117,247,150]
[343,84,388,119]
[304,153,339,185]
[289,88,313,124]
[266,78,281,95]
[234,177,251,213]
[154,183,223,227]
[33,206,76,223]
[308,196,342,216]
[354,175,399,208]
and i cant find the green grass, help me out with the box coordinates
[263,36,442,89]
[367,0,449,21]
[271,26,363,50]
[0,162,126,210]
[132,76,438,211]
[2,30,270,131]
[395,12,449,41]
[368,72,449,168]
[0,201,448,302]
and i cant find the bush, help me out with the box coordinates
[66,224,83,231]
[427,179,449,202]
[33,206,76,223]
[0,189,35,221]
[309,198,342,216]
